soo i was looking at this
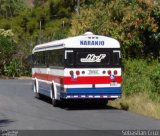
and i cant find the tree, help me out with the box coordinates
[33,0,48,7]
[0,30,17,75]
[0,0,28,18]
[71,0,160,59]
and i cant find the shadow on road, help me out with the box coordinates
[60,100,119,111]
[37,95,119,111]
[0,119,14,127]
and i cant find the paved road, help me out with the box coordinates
[0,80,159,130]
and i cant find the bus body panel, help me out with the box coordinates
[32,67,122,100]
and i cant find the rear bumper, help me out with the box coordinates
[61,87,121,99]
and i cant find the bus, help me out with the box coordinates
[32,32,122,107]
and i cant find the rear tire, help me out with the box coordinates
[51,85,59,107]
[52,98,59,107]
[34,82,40,99]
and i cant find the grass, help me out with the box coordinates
[109,93,160,119]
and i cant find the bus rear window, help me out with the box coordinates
[65,49,121,68]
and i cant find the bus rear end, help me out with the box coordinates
[62,48,122,101]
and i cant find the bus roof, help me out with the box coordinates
[32,32,120,53]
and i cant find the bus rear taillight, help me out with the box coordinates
[70,71,74,76]
[76,70,80,75]
[107,70,111,75]
[114,70,118,75]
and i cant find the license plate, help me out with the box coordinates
[88,70,99,75]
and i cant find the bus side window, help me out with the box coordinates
[37,53,41,65]
[113,51,120,65]
[57,50,64,66]
[47,49,64,67]
[32,54,37,66]
[45,52,50,67]
[48,50,55,66]
[41,52,45,65]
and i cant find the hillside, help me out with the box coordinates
[0,0,159,74]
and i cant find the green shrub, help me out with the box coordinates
[4,58,23,77]
[123,59,160,102]
[0,34,17,75]
[149,62,160,102]
[123,59,152,95]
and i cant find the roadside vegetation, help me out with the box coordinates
[0,0,160,118]
[110,59,160,119]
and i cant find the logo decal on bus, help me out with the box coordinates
[80,40,104,46]
[80,54,106,62]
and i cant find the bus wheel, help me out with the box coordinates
[51,85,59,107]
[34,82,40,99]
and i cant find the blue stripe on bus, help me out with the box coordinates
[66,87,121,94]
[39,87,50,97]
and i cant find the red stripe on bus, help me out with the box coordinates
[64,76,122,85]
[32,73,64,84]
[32,73,122,85]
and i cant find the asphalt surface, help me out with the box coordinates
[0,80,159,131]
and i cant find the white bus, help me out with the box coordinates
[32,32,122,107]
